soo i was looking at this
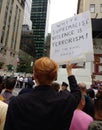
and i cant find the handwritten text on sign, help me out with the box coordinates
[50,11,94,64]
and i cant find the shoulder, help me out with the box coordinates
[0,100,8,115]
[59,90,71,98]
[19,88,33,95]
[58,91,76,106]
[73,110,93,121]
[10,92,32,104]
[0,100,8,107]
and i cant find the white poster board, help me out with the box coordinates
[50,11,94,64]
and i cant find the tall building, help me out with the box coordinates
[23,0,32,30]
[20,25,35,57]
[19,25,35,73]
[31,0,50,60]
[0,0,25,70]
[77,0,102,80]
[19,0,34,73]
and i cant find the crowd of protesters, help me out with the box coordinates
[0,57,102,130]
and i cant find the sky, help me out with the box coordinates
[48,0,78,32]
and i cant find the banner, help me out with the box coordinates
[50,11,94,64]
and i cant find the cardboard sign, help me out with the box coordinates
[50,11,94,64]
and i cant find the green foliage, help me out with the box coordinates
[17,63,33,73]
[6,64,14,71]
[6,64,13,71]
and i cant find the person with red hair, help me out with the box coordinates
[4,57,81,130]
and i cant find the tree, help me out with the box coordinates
[6,64,13,71]
[17,63,33,73]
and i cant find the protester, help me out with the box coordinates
[88,88,102,130]
[78,82,94,117]
[3,74,7,80]
[19,76,24,88]
[1,77,16,104]
[0,100,8,130]
[4,57,81,130]
[87,88,95,101]
[16,75,20,88]
[18,77,34,95]
[69,95,93,130]
[51,82,60,92]
[96,83,102,98]
[61,82,68,91]
[23,76,28,88]
[78,82,87,95]
[90,80,98,90]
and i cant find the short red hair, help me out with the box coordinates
[33,57,59,85]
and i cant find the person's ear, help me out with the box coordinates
[34,72,39,85]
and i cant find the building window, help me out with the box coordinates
[100,4,102,12]
[90,4,95,13]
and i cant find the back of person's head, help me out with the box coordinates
[87,89,95,99]
[94,96,102,120]
[78,82,86,93]
[5,77,16,90]
[33,57,58,85]
[51,82,60,92]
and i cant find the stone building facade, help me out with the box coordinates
[0,0,25,71]
[77,0,102,80]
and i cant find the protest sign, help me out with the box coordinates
[50,11,94,64]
